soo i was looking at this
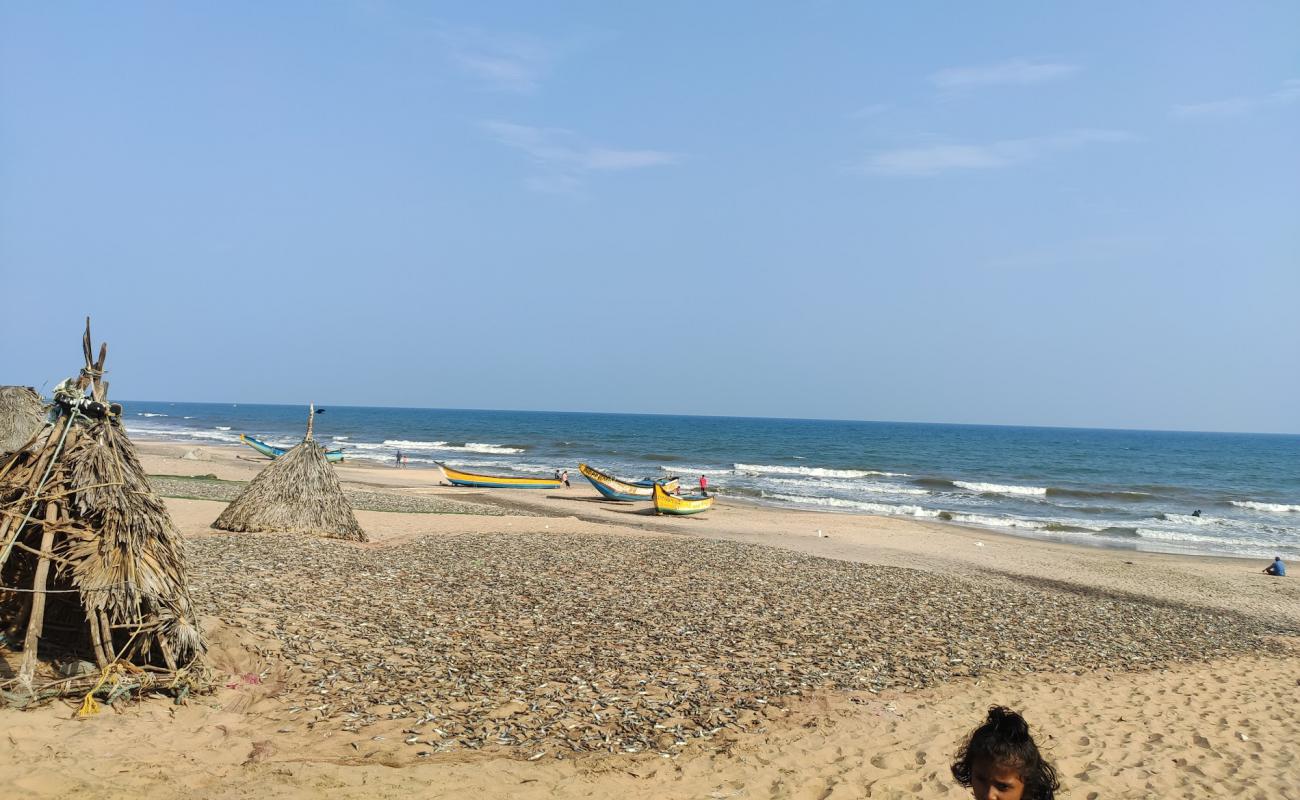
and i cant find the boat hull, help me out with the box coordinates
[653,481,714,515]
[579,463,679,501]
[438,462,561,489]
[241,434,345,463]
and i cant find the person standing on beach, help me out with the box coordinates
[699,474,709,495]
[1264,556,1286,576]
[560,469,570,488]
[395,449,402,468]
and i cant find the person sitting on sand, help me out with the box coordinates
[1264,556,1286,577]
[951,706,1059,800]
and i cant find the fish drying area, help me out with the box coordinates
[184,524,1280,761]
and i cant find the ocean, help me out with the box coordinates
[122,401,1299,559]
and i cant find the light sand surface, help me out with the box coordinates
[2,441,1296,799]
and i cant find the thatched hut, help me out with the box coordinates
[212,406,366,542]
[0,386,46,456]
[0,321,205,708]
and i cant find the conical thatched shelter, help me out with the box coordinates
[0,387,46,456]
[0,321,205,708]
[212,405,366,541]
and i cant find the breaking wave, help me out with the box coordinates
[352,439,526,455]
[765,493,940,517]
[736,463,906,479]
[953,481,1048,497]
[1232,501,1300,513]
[1045,487,1154,501]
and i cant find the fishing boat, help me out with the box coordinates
[437,462,561,489]
[578,463,680,501]
[240,433,345,463]
[653,480,714,515]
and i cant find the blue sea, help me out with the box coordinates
[123,402,1300,559]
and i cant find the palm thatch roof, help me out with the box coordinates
[0,320,205,709]
[0,387,46,456]
[212,405,366,542]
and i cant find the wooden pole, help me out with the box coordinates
[305,403,315,441]
[17,500,60,687]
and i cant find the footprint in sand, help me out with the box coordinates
[1193,734,1212,749]
[869,753,900,770]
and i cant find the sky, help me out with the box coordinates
[1,2,1297,433]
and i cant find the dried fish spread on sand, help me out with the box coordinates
[186,530,1280,756]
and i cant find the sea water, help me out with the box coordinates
[123,402,1299,559]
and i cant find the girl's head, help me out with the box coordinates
[950,706,1059,800]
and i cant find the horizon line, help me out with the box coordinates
[115,398,1300,439]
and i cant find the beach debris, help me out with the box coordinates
[212,405,366,542]
[0,320,206,708]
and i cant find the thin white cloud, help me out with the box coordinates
[440,28,554,92]
[1173,79,1300,119]
[931,58,1080,89]
[863,129,1134,177]
[483,122,681,190]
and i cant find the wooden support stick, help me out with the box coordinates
[17,501,60,687]
[158,635,178,672]
[85,604,111,669]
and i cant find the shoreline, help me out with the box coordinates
[136,439,1299,628]
[136,434,1276,561]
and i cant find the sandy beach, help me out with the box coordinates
[2,441,1297,799]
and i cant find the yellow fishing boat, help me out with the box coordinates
[653,481,714,516]
[437,462,561,489]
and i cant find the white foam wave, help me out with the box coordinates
[138,412,167,417]
[953,481,1047,497]
[386,439,525,454]
[183,416,194,419]
[766,477,929,496]
[660,465,733,476]
[1161,513,1211,525]
[127,426,241,444]
[947,512,1047,531]
[216,426,232,431]
[1232,501,1300,513]
[766,493,941,518]
[332,436,350,441]
[736,463,905,479]
[1135,528,1234,546]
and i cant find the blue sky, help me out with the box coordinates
[2,2,1297,433]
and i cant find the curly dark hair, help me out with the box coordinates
[951,706,1060,800]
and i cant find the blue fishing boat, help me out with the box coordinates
[240,433,345,463]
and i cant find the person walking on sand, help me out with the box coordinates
[1264,556,1287,576]
[560,469,570,488]
[395,449,402,468]
[699,474,709,496]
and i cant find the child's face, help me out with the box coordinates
[970,759,1025,800]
